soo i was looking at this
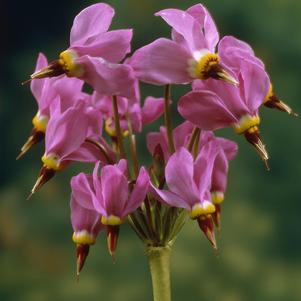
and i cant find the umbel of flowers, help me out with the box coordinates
[18,3,296,301]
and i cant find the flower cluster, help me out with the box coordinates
[19,2,295,288]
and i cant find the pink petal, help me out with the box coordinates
[146,127,169,161]
[70,3,114,46]
[155,9,207,53]
[45,101,89,159]
[70,194,103,236]
[217,138,238,161]
[100,162,129,217]
[165,147,199,207]
[78,55,136,98]
[193,140,219,198]
[72,29,132,63]
[178,90,237,130]
[142,97,164,125]
[30,53,48,103]
[92,161,105,215]
[211,150,228,193]
[129,38,191,85]
[149,184,189,210]
[186,4,219,51]
[239,60,270,114]
[70,173,95,210]
[125,167,150,216]
[173,121,194,150]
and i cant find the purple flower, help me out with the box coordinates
[91,160,150,255]
[129,4,237,86]
[150,145,220,248]
[70,173,104,276]
[179,58,270,166]
[30,4,136,98]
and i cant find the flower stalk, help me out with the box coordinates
[164,85,175,154]
[147,246,172,301]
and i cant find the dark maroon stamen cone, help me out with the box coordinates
[244,128,269,170]
[197,215,217,250]
[206,63,238,86]
[16,129,45,160]
[107,225,120,260]
[150,144,166,189]
[76,244,90,280]
[264,94,298,117]
[27,167,56,199]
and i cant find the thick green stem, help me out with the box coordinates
[164,85,175,154]
[147,246,172,301]
[112,95,126,159]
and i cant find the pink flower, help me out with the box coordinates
[179,58,270,167]
[129,4,237,86]
[17,53,85,159]
[150,145,219,248]
[70,173,104,276]
[91,160,150,255]
[219,36,297,116]
[30,3,136,98]
[29,98,110,197]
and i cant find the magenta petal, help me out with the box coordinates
[239,60,270,114]
[72,29,133,63]
[45,101,89,159]
[165,147,199,206]
[187,4,219,51]
[78,55,136,98]
[149,184,189,209]
[31,53,48,103]
[142,97,164,125]
[211,150,228,193]
[155,9,207,53]
[217,138,238,161]
[70,173,95,210]
[70,194,103,236]
[173,121,194,150]
[178,90,237,130]
[92,161,106,215]
[70,3,114,46]
[146,127,169,161]
[125,167,150,216]
[100,163,129,217]
[129,38,191,85]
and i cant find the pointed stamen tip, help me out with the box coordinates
[264,159,270,171]
[26,191,34,200]
[21,78,32,85]
[16,152,24,160]
[217,71,239,86]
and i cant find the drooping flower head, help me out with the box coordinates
[17,53,85,159]
[150,144,220,248]
[29,3,136,98]
[91,160,150,255]
[219,36,297,116]
[130,4,237,86]
[179,57,270,167]
[70,173,104,277]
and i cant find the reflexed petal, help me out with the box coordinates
[101,163,129,217]
[92,161,105,215]
[173,121,194,150]
[149,184,190,209]
[71,29,132,63]
[31,53,48,102]
[71,173,95,210]
[125,167,150,216]
[142,97,164,125]
[165,147,199,206]
[146,128,169,161]
[155,9,207,52]
[178,90,237,130]
[78,55,136,98]
[211,150,229,193]
[239,60,270,114]
[129,38,191,85]
[70,3,114,46]
[187,4,219,51]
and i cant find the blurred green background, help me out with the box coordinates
[1,0,301,300]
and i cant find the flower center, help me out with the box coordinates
[72,230,96,245]
[189,201,216,219]
[101,215,123,226]
[32,112,49,133]
[59,50,84,77]
[233,114,260,134]
[188,50,219,79]
[41,153,62,171]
